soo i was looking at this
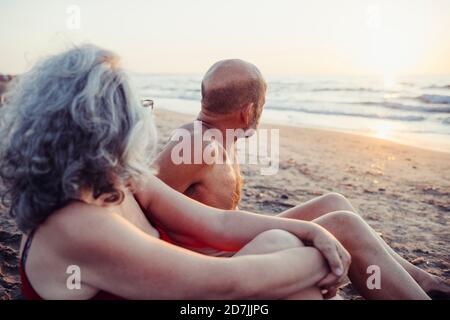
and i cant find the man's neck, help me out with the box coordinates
[196,110,241,147]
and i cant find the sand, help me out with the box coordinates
[1,109,449,300]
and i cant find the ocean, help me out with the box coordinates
[132,74,450,153]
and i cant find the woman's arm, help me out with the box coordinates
[53,203,328,299]
[136,175,315,250]
[135,175,349,279]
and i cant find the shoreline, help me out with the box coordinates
[150,98,450,155]
[266,120,450,155]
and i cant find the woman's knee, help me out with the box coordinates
[234,229,304,257]
[253,229,305,251]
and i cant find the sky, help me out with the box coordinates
[1,0,450,76]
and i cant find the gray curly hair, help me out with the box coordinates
[0,44,156,233]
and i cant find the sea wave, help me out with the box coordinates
[357,101,450,113]
[424,84,450,90]
[265,105,425,122]
[311,87,396,93]
[418,94,450,104]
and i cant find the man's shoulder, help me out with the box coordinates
[161,122,227,163]
[154,125,231,190]
[153,124,212,183]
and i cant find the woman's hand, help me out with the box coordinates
[306,223,351,290]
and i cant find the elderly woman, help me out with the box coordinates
[0,45,430,300]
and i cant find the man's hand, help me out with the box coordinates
[306,223,351,290]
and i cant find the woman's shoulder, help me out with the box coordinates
[51,200,111,223]
[40,201,115,247]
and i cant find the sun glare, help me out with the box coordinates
[373,123,393,139]
[382,73,396,88]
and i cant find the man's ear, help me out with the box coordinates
[240,102,254,126]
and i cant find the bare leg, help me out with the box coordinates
[278,193,449,297]
[313,211,430,299]
[233,229,324,300]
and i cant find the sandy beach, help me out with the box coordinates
[1,109,449,300]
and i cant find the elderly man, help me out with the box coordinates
[155,59,448,298]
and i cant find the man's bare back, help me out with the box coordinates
[156,121,242,210]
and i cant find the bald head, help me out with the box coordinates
[201,59,266,114]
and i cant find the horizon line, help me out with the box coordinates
[128,71,450,78]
